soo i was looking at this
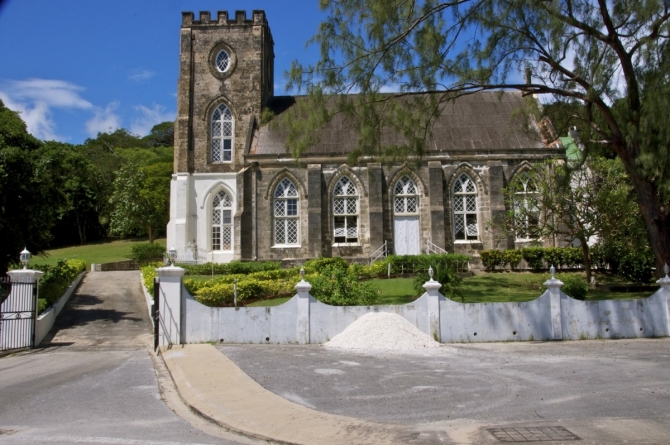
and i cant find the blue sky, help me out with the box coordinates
[0,1,325,144]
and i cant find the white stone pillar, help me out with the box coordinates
[156,265,186,347]
[5,269,44,348]
[295,269,311,345]
[7,269,45,284]
[423,268,442,342]
[544,267,564,340]
[656,264,670,336]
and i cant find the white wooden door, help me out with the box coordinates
[394,216,420,255]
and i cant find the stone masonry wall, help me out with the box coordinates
[175,11,273,175]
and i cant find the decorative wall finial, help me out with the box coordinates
[300,267,305,281]
[664,263,669,278]
[428,266,434,281]
[550,265,556,279]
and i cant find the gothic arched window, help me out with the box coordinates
[333,176,358,244]
[274,178,299,245]
[212,190,233,251]
[211,104,233,163]
[453,173,479,240]
[513,172,539,240]
[393,175,419,215]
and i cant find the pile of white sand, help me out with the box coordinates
[324,312,441,350]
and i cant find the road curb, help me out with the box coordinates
[154,346,291,444]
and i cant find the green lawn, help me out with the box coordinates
[29,238,166,267]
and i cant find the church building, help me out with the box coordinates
[167,10,563,265]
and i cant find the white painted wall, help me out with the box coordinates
[167,172,237,263]
[178,282,669,344]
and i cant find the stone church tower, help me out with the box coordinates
[168,10,562,265]
[169,11,273,263]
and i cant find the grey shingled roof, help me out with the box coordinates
[255,91,546,156]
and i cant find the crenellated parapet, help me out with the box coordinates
[182,10,267,27]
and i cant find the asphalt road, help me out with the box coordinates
[220,339,670,428]
[0,271,252,445]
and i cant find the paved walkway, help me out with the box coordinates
[162,340,670,445]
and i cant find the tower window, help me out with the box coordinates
[215,50,230,72]
[211,104,233,163]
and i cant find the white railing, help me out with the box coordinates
[370,240,388,265]
[174,246,210,265]
[426,239,447,255]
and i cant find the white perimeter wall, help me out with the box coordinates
[179,285,670,344]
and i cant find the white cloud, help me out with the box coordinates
[128,70,156,82]
[130,104,175,136]
[86,102,122,137]
[0,78,93,140]
[0,93,60,140]
[379,83,402,93]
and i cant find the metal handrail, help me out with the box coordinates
[426,239,448,255]
[370,240,388,264]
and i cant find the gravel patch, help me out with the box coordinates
[324,312,441,350]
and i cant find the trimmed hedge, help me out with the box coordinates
[480,250,505,270]
[480,247,584,271]
[384,254,470,275]
[129,243,165,266]
[181,260,281,275]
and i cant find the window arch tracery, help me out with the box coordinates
[513,171,539,240]
[393,175,419,215]
[211,104,233,163]
[333,176,359,244]
[273,178,299,245]
[211,190,233,251]
[453,173,479,240]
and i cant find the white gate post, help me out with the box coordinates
[295,268,311,344]
[544,266,564,340]
[656,264,670,335]
[422,267,442,342]
[156,265,186,347]
[5,268,44,349]
[7,269,45,284]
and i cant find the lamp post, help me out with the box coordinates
[167,246,177,267]
[19,248,31,269]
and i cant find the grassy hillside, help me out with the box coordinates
[29,238,166,267]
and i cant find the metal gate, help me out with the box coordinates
[153,277,160,352]
[0,276,37,351]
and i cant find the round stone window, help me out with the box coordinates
[215,50,230,72]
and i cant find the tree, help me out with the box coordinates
[142,121,174,148]
[108,162,171,243]
[0,100,62,271]
[505,156,644,282]
[288,0,670,277]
